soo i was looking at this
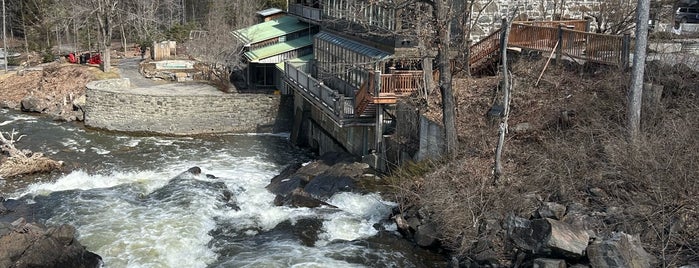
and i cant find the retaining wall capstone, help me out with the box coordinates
[84,78,292,135]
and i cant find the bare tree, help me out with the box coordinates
[68,0,119,71]
[427,0,458,157]
[185,0,260,91]
[589,0,637,34]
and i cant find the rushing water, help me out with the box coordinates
[0,109,446,268]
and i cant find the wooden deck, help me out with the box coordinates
[285,19,630,122]
[470,20,630,73]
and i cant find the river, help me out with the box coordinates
[0,109,447,268]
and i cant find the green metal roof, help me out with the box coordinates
[232,16,309,45]
[244,37,313,63]
[275,54,315,71]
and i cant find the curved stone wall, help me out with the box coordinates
[84,79,292,135]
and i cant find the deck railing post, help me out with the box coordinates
[556,24,564,65]
[621,33,631,69]
[585,18,591,33]
[374,70,381,96]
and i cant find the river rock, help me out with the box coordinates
[536,202,567,220]
[0,218,102,268]
[543,218,589,258]
[533,258,567,268]
[266,163,305,196]
[303,174,355,199]
[506,215,547,253]
[414,221,439,248]
[273,188,334,208]
[290,218,323,247]
[587,232,655,268]
[20,96,49,113]
[470,238,499,264]
[0,101,17,109]
[267,152,374,208]
[507,216,589,258]
[147,167,240,210]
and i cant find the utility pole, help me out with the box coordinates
[2,0,7,72]
[628,0,650,141]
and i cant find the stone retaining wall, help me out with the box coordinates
[85,79,292,135]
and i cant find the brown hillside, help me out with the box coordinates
[390,55,699,266]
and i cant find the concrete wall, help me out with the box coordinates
[415,115,446,161]
[85,79,292,135]
[292,91,373,157]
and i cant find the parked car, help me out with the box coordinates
[675,7,699,23]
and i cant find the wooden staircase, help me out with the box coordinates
[354,29,503,116]
[468,28,503,75]
[355,73,376,118]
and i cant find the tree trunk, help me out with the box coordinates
[121,23,127,55]
[434,0,457,157]
[494,18,513,183]
[628,0,650,141]
[96,8,111,72]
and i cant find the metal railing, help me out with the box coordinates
[284,63,354,120]
[288,4,322,22]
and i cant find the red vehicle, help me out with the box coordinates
[68,52,103,65]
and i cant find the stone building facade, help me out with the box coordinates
[467,0,634,38]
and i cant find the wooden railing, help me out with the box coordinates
[469,28,502,72]
[508,23,630,67]
[354,74,374,117]
[379,71,423,95]
[514,19,588,31]
[509,23,558,49]
[466,19,631,73]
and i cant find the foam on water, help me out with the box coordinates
[16,169,167,198]
[1,114,427,267]
[31,171,222,268]
[317,193,396,245]
[1,113,37,124]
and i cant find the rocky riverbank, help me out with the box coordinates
[0,198,102,268]
[0,62,97,122]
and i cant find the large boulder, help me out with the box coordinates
[587,232,655,268]
[0,218,102,268]
[267,152,375,208]
[506,215,548,253]
[414,221,439,248]
[273,188,335,208]
[303,174,355,199]
[507,216,589,258]
[146,167,240,210]
[544,218,590,258]
[20,96,49,113]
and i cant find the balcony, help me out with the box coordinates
[285,61,429,127]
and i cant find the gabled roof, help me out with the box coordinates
[232,16,309,45]
[244,37,313,63]
[315,32,392,60]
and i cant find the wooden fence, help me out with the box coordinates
[508,23,630,67]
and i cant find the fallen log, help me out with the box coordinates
[0,129,63,178]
